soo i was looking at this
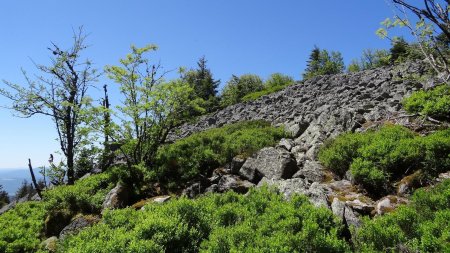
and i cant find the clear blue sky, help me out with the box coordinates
[0,0,407,169]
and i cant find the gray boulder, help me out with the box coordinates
[217,174,254,193]
[292,160,325,183]
[239,147,298,183]
[277,138,295,151]
[102,184,130,210]
[331,198,361,228]
[59,215,100,240]
[305,182,331,207]
[230,156,246,174]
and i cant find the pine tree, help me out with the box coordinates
[183,56,220,112]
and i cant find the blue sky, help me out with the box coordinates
[0,0,407,169]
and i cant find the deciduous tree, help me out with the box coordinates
[105,45,200,168]
[0,28,99,185]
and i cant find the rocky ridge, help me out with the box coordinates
[167,63,432,226]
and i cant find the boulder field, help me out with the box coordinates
[166,62,442,226]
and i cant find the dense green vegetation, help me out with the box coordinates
[0,173,115,253]
[241,73,295,101]
[403,84,450,120]
[0,202,46,253]
[303,46,345,79]
[220,74,265,107]
[59,186,350,253]
[355,179,450,252]
[154,121,287,188]
[182,56,221,113]
[319,125,450,196]
[43,173,114,215]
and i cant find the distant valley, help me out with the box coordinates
[0,168,43,196]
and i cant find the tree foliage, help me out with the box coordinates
[348,49,391,73]
[0,28,99,185]
[220,74,264,107]
[242,73,295,101]
[379,0,450,80]
[182,56,220,113]
[105,45,201,168]
[303,46,344,79]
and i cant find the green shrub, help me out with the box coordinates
[319,125,449,196]
[318,132,371,177]
[155,121,286,188]
[242,73,295,102]
[43,173,114,214]
[354,179,450,252]
[403,84,450,120]
[0,202,46,253]
[220,74,264,107]
[59,186,350,252]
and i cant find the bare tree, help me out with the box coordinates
[0,28,99,185]
[392,0,450,40]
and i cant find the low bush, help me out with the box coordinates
[354,179,450,252]
[155,121,287,188]
[319,125,450,196]
[59,186,350,252]
[0,202,46,253]
[43,173,114,214]
[242,73,295,102]
[403,84,450,120]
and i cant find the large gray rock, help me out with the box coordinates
[258,178,330,207]
[306,182,331,207]
[258,177,310,199]
[230,156,246,174]
[375,195,409,215]
[239,147,298,183]
[102,184,130,210]
[277,138,295,151]
[217,174,254,193]
[331,198,362,228]
[293,160,325,183]
[59,215,100,240]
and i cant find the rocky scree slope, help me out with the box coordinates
[170,63,443,228]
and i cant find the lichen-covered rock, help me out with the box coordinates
[277,138,294,151]
[59,215,100,239]
[40,236,58,252]
[331,198,361,228]
[258,177,308,197]
[292,160,325,183]
[375,195,409,215]
[217,174,254,193]
[102,183,130,210]
[153,196,172,204]
[239,147,298,183]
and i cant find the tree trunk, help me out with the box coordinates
[28,159,42,199]
[67,144,74,185]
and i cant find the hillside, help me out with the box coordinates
[0,63,449,252]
